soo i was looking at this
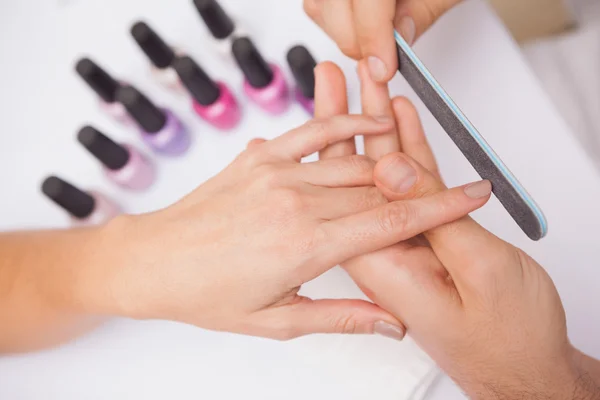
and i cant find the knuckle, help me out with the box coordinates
[345,154,376,178]
[363,186,388,209]
[240,148,264,168]
[376,202,412,234]
[255,165,283,188]
[271,188,305,214]
[334,315,360,334]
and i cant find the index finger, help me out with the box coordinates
[353,0,398,82]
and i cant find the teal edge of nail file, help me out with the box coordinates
[394,31,547,241]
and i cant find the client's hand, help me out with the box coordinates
[76,114,489,341]
[315,62,600,399]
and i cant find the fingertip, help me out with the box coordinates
[391,96,419,120]
[315,60,343,77]
[463,180,493,200]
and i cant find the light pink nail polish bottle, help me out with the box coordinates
[42,176,121,227]
[232,37,290,115]
[173,56,241,130]
[77,126,156,191]
[131,21,185,95]
[75,58,133,126]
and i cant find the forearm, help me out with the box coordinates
[0,226,110,353]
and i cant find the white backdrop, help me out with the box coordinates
[1,1,600,399]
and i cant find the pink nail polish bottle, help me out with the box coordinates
[116,86,190,157]
[131,22,184,94]
[41,176,121,227]
[232,37,291,115]
[173,56,241,130]
[193,0,246,57]
[287,45,317,116]
[75,58,132,125]
[77,126,156,191]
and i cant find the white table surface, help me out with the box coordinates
[1,1,599,399]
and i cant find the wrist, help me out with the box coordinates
[459,346,593,400]
[572,350,600,400]
[67,215,136,318]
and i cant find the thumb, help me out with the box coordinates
[260,298,405,341]
[374,152,505,290]
[396,0,461,43]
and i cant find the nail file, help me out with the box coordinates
[394,31,547,241]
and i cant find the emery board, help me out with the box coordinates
[394,31,547,240]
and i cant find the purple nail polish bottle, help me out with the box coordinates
[116,86,190,156]
[232,37,291,115]
[287,45,317,116]
[193,0,246,57]
[75,58,133,126]
[41,176,121,227]
[131,22,185,94]
[173,56,241,131]
[77,126,156,191]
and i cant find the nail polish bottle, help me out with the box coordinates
[116,86,190,156]
[130,21,183,94]
[232,37,290,115]
[173,56,241,130]
[287,45,317,116]
[77,126,156,191]
[75,58,131,125]
[41,176,120,227]
[193,0,245,56]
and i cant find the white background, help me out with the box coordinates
[1,0,599,399]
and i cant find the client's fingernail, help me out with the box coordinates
[368,56,388,82]
[379,155,417,193]
[398,16,416,46]
[464,180,492,199]
[374,321,405,341]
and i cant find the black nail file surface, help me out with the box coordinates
[394,31,547,240]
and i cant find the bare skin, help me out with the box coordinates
[0,112,490,354]
[304,0,462,82]
[314,61,600,400]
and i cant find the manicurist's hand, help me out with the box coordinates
[70,113,490,342]
[304,0,461,82]
[315,62,600,399]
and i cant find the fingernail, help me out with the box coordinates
[374,321,405,341]
[464,180,492,199]
[379,155,417,193]
[368,56,388,82]
[398,16,416,46]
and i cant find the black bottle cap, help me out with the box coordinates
[193,0,235,40]
[42,176,95,219]
[232,37,273,89]
[75,58,121,103]
[77,126,130,171]
[287,45,317,99]
[173,56,220,106]
[116,86,167,134]
[131,21,175,69]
